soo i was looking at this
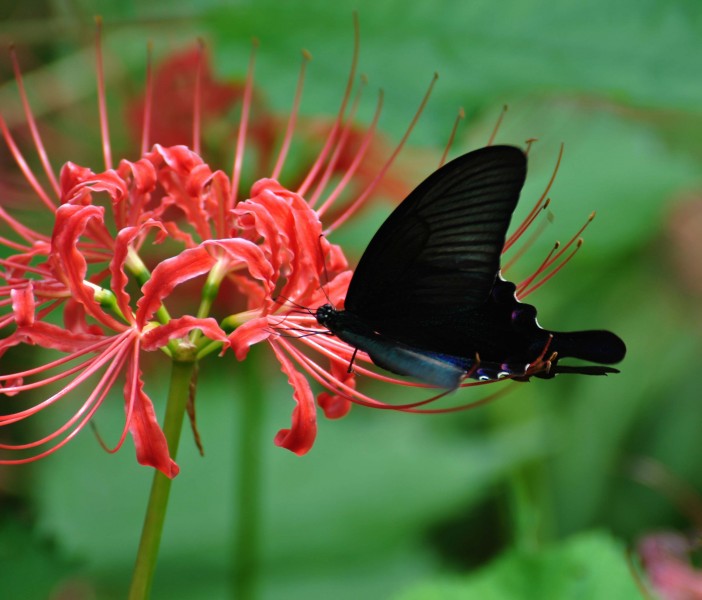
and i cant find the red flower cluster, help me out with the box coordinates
[0,26,444,476]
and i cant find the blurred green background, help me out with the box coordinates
[1,0,701,598]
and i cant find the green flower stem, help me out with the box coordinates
[191,259,229,346]
[489,395,549,554]
[231,347,266,600]
[128,359,197,600]
[126,247,171,325]
[506,462,545,553]
[197,260,229,319]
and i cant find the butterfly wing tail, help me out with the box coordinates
[549,329,626,366]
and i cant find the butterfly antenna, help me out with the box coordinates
[273,295,315,316]
[274,328,328,339]
[438,107,465,167]
[486,104,508,146]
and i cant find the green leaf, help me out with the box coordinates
[395,531,642,600]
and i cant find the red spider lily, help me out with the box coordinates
[1,22,583,474]
[0,22,415,472]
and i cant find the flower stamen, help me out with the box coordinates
[316,86,383,218]
[9,45,60,198]
[95,16,112,170]
[297,14,360,198]
[439,107,465,167]
[230,38,257,207]
[504,143,563,252]
[487,104,508,147]
[271,49,312,181]
[324,71,439,234]
[140,41,154,155]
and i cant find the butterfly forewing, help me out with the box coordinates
[345,145,527,327]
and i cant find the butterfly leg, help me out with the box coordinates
[521,335,559,379]
[465,353,482,379]
[347,347,359,374]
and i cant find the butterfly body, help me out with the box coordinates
[316,145,625,389]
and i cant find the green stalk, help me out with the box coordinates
[489,395,549,554]
[231,347,266,600]
[506,462,544,553]
[128,360,197,600]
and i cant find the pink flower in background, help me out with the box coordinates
[638,532,702,600]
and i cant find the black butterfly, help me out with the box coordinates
[315,145,626,389]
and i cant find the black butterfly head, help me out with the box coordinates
[315,304,336,329]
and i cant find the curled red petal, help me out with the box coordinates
[146,146,216,239]
[117,157,157,196]
[317,357,354,419]
[112,222,167,323]
[270,342,317,455]
[232,193,285,276]
[59,162,95,203]
[114,158,159,229]
[50,204,124,331]
[317,392,352,419]
[148,144,203,174]
[65,170,130,206]
[125,350,179,478]
[63,298,105,335]
[136,245,215,327]
[14,321,107,352]
[11,283,35,326]
[243,179,345,308]
[203,238,274,286]
[141,316,229,351]
[228,317,272,360]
